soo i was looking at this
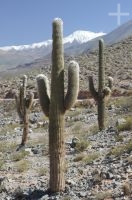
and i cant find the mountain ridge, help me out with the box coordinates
[0,19,132,71]
[0,30,105,51]
[66,19,132,55]
[0,30,105,71]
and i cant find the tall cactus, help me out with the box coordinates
[89,39,113,130]
[36,18,79,192]
[15,75,34,146]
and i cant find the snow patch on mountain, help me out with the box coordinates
[0,30,105,51]
[0,40,52,51]
[64,30,105,44]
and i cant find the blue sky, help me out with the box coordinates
[0,0,131,46]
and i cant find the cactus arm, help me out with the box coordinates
[15,93,23,124]
[108,76,113,89]
[64,61,79,110]
[25,92,34,110]
[36,74,50,117]
[88,76,98,101]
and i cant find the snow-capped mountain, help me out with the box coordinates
[0,30,105,51]
[63,30,105,44]
[67,19,132,55]
[0,30,105,71]
[0,19,132,72]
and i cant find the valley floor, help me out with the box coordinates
[0,96,132,200]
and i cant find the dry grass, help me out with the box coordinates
[11,150,29,162]
[73,152,100,164]
[108,139,132,157]
[73,153,85,162]
[0,159,4,170]
[0,141,17,153]
[37,167,48,176]
[83,153,100,164]
[75,140,90,152]
[117,116,132,132]
[122,182,132,196]
[94,191,112,200]
[15,160,30,173]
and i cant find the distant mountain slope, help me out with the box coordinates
[0,30,105,71]
[8,36,131,93]
[0,19,132,72]
[66,20,132,55]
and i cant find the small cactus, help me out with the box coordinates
[15,75,34,146]
[89,39,113,130]
[37,18,79,192]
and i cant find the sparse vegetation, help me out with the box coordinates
[0,22,131,200]
[115,134,124,142]
[87,124,99,135]
[122,182,132,196]
[83,152,100,164]
[72,121,83,134]
[73,153,85,162]
[0,159,4,169]
[73,152,100,164]
[125,155,132,164]
[15,160,30,173]
[75,140,90,152]
[117,116,132,132]
[0,141,17,153]
[108,139,132,156]
[11,150,29,161]
[94,191,112,200]
[37,167,48,176]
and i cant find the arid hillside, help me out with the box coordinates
[0,35,132,199]
[0,36,132,99]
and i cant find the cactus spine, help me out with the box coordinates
[89,39,113,130]
[37,18,79,192]
[15,75,34,146]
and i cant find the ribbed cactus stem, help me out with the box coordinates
[108,76,113,89]
[98,39,105,92]
[15,75,34,147]
[64,61,79,110]
[22,75,27,97]
[52,18,64,77]
[49,18,65,192]
[88,76,98,101]
[89,39,113,131]
[36,74,50,117]
[36,18,79,193]
[26,92,34,110]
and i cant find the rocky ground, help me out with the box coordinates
[0,94,131,200]
[0,36,131,200]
